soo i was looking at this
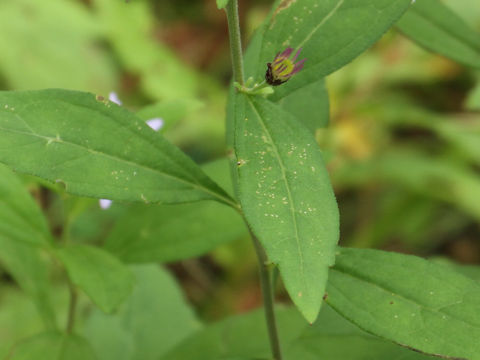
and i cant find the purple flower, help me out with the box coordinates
[99,199,113,210]
[146,118,164,131]
[108,92,122,106]
[265,47,306,86]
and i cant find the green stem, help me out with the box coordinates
[62,201,77,334]
[250,230,283,360]
[66,279,77,334]
[224,3,281,358]
[225,0,245,85]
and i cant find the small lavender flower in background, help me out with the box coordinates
[109,92,122,106]
[146,118,164,131]
[265,47,306,86]
[99,198,113,210]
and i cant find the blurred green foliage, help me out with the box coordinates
[0,0,479,358]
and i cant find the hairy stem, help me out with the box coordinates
[251,230,283,360]
[225,0,245,85]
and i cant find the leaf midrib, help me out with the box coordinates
[247,97,306,288]
[0,125,235,207]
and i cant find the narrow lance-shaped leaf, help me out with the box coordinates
[55,244,135,313]
[396,0,480,69]
[0,90,235,207]
[233,94,339,323]
[326,247,480,360]
[250,0,411,101]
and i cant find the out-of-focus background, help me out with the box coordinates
[0,0,479,351]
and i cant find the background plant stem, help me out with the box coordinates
[63,207,77,334]
[66,279,77,334]
[225,0,245,85]
[251,230,283,360]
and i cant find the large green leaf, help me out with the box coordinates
[104,160,247,263]
[233,94,339,323]
[0,90,235,206]
[162,306,432,360]
[396,0,480,69]
[248,0,411,100]
[55,244,134,313]
[327,247,480,359]
[7,332,97,360]
[84,265,200,360]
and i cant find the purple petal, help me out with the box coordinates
[292,48,302,62]
[108,92,122,105]
[281,47,294,57]
[146,118,164,131]
[292,59,306,73]
[99,199,113,210]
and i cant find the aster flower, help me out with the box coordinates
[265,47,306,86]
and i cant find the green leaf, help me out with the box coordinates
[233,94,339,323]
[326,247,480,360]
[84,265,200,360]
[55,244,134,313]
[286,335,432,360]
[0,238,56,331]
[396,0,480,69]
[161,307,305,360]
[0,90,235,207]
[216,0,230,10]
[104,159,247,263]
[249,0,411,100]
[466,79,480,111]
[431,258,480,283]
[8,332,97,360]
[0,164,51,247]
[162,306,432,360]
[0,289,51,359]
[277,79,330,132]
[244,22,330,133]
[0,164,56,329]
